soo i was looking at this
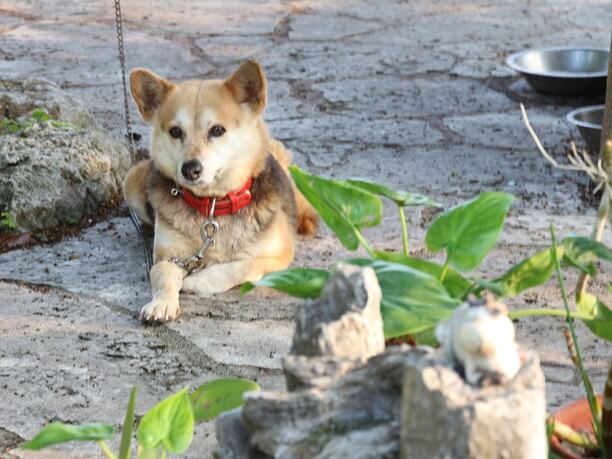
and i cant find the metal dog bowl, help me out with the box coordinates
[506,46,608,96]
[566,105,605,152]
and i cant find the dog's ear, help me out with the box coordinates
[130,69,175,122]
[225,60,267,115]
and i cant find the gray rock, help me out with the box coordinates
[241,347,429,459]
[400,351,547,459]
[0,78,130,232]
[290,264,384,361]
[282,355,358,391]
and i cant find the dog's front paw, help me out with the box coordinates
[140,297,180,323]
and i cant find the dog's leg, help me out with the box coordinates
[123,160,153,225]
[182,257,289,295]
[140,260,185,322]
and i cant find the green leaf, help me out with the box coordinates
[490,237,611,298]
[31,108,51,123]
[22,423,114,450]
[345,259,461,338]
[426,192,514,272]
[373,250,471,299]
[562,237,612,276]
[240,268,330,298]
[190,379,260,422]
[290,166,382,250]
[137,388,194,454]
[577,293,612,342]
[346,178,441,207]
[492,247,563,298]
[119,387,138,459]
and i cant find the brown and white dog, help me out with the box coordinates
[123,61,317,323]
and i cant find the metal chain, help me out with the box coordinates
[113,0,135,160]
[113,0,153,275]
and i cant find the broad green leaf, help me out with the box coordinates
[137,388,194,454]
[562,237,612,276]
[137,445,162,459]
[22,423,114,450]
[490,237,611,298]
[345,259,461,338]
[190,379,260,422]
[492,247,563,298]
[290,166,382,250]
[426,192,514,272]
[577,293,612,342]
[346,178,441,207]
[240,268,330,298]
[119,387,138,459]
[373,250,471,298]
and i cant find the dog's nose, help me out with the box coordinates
[181,160,203,181]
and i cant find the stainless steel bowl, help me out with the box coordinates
[506,46,608,96]
[566,105,604,152]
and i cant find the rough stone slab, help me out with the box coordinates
[313,75,515,119]
[168,316,293,371]
[0,281,219,459]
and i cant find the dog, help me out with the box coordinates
[123,60,318,323]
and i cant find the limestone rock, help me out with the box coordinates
[290,264,384,360]
[282,354,357,391]
[400,351,547,459]
[241,347,429,459]
[0,78,130,232]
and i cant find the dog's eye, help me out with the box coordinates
[169,126,183,139]
[209,125,225,138]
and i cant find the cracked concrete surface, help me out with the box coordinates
[1,0,611,457]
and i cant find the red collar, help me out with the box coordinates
[180,178,253,217]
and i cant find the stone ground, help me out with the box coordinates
[1,0,612,457]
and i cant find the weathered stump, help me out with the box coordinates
[401,352,547,459]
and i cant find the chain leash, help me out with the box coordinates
[113,0,153,275]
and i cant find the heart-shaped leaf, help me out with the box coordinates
[290,166,382,250]
[372,250,471,299]
[137,388,194,454]
[346,178,441,207]
[240,268,330,298]
[190,379,260,422]
[345,259,461,338]
[426,192,514,272]
[577,292,612,342]
[22,423,114,450]
[492,247,563,298]
[562,237,612,276]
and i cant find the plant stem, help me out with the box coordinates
[98,441,118,459]
[603,362,612,459]
[547,416,600,451]
[576,32,612,302]
[355,230,377,258]
[551,224,606,454]
[398,206,409,256]
[439,261,449,283]
[161,448,167,459]
[508,308,594,321]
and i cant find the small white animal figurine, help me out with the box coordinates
[435,295,521,386]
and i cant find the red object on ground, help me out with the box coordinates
[550,395,604,459]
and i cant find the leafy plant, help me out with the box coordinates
[0,212,17,232]
[0,108,77,136]
[22,378,258,458]
[243,166,612,342]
